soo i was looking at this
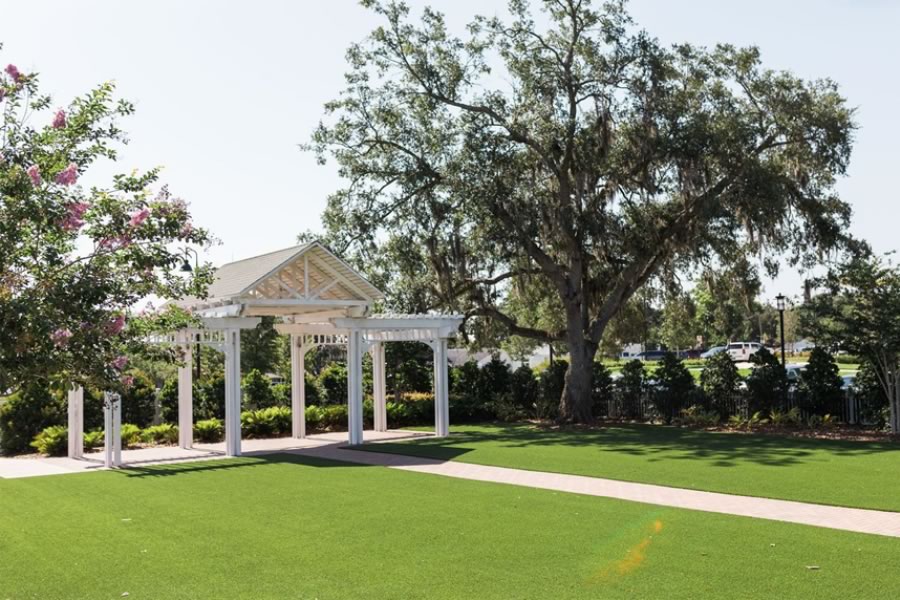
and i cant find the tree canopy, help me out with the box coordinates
[310,0,856,421]
[0,52,213,394]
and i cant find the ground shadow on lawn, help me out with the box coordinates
[116,452,373,479]
[367,423,900,469]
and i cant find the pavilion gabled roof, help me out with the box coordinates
[180,241,385,317]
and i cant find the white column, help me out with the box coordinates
[347,329,364,445]
[112,394,122,466]
[178,332,194,449]
[433,338,449,437]
[371,342,387,432]
[290,334,307,438]
[224,329,242,457]
[67,385,84,459]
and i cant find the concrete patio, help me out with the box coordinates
[0,429,431,479]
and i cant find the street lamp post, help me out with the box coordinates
[775,294,787,366]
[180,248,201,380]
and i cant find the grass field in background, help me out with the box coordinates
[1,453,898,599]
[365,423,900,511]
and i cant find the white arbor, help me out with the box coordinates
[67,242,461,466]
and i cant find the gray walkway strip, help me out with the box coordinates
[301,445,900,539]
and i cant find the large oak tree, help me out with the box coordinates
[310,0,855,421]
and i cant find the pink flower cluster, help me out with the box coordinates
[5,64,22,83]
[27,164,41,187]
[179,221,193,239]
[106,314,126,335]
[51,328,72,348]
[61,201,90,232]
[120,375,135,389]
[110,355,129,371]
[99,235,132,250]
[128,208,151,228]
[52,109,66,129]
[55,163,78,186]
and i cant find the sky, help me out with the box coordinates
[1,0,897,304]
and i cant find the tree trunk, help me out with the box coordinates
[558,308,597,423]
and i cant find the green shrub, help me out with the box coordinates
[120,424,142,448]
[678,405,721,427]
[141,423,179,445]
[194,418,224,443]
[305,405,324,431]
[509,365,539,411]
[799,348,844,416]
[0,385,65,455]
[271,383,291,407]
[243,369,275,410]
[83,429,104,452]
[746,348,788,416]
[591,362,614,418]
[652,352,695,423]
[30,425,68,456]
[536,360,568,420]
[616,360,646,420]
[318,363,348,404]
[854,360,889,426]
[321,404,348,430]
[701,352,741,416]
[120,371,157,428]
[241,409,274,438]
[264,406,292,436]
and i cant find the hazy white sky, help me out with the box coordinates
[2,0,897,302]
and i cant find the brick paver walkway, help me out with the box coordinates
[302,445,900,539]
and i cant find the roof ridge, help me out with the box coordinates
[218,241,314,268]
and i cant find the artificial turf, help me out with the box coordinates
[362,423,900,512]
[0,453,897,599]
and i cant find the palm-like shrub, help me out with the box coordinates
[120,424,142,448]
[194,418,224,443]
[141,423,179,445]
[30,425,68,456]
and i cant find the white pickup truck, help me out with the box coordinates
[726,342,763,361]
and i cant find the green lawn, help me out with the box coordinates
[364,423,900,511]
[0,454,898,599]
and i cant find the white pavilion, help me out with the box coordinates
[65,242,462,467]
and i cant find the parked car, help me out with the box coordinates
[841,374,856,391]
[785,364,805,385]
[636,350,667,361]
[726,342,763,361]
[701,346,726,359]
[677,349,702,360]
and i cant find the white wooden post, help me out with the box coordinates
[178,332,194,449]
[371,342,387,432]
[113,394,122,466]
[347,329,364,445]
[290,334,306,438]
[433,338,449,437]
[67,385,84,459]
[224,329,242,457]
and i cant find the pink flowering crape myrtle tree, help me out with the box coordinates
[0,50,215,395]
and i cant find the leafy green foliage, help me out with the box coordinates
[141,423,178,445]
[799,348,843,415]
[120,423,142,448]
[240,317,283,375]
[119,370,157,427]
[701,352,741,416]
[242,369,276,410]
[311,0,855,422]
[653,352,695,423]
[0,59,214,393]
[615,360,645,420]
[83,429,104,451]
[193,418,224,443]
[803,254,900,431]
[30,425,68,456]
[745,348,788,416]
[591,362,614,418]
[0,385,65,454]
[318,363,348,404]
